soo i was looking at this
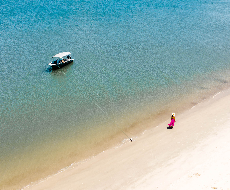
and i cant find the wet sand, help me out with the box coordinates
[24,88,230,190]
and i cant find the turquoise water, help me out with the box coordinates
[1,0,230,188]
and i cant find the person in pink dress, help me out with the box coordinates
[168,113,176,128]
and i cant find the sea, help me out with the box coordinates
[1,0,230,189]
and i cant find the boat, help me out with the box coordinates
[48,52,74,70]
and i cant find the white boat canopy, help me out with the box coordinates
[52,52,71,58]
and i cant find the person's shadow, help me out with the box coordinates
[167,126,173,129]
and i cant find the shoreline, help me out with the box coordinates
[23,87,230,190]
[2,66,230,190]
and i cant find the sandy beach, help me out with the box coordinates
[24,88,230,190]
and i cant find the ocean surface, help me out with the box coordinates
[1,0,230,189]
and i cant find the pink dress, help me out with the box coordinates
[168,119,175,127]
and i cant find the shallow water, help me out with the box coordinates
[1,0,230,189]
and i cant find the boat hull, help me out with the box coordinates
[50,59,74,70]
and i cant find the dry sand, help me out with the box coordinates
[24,88,230,190]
